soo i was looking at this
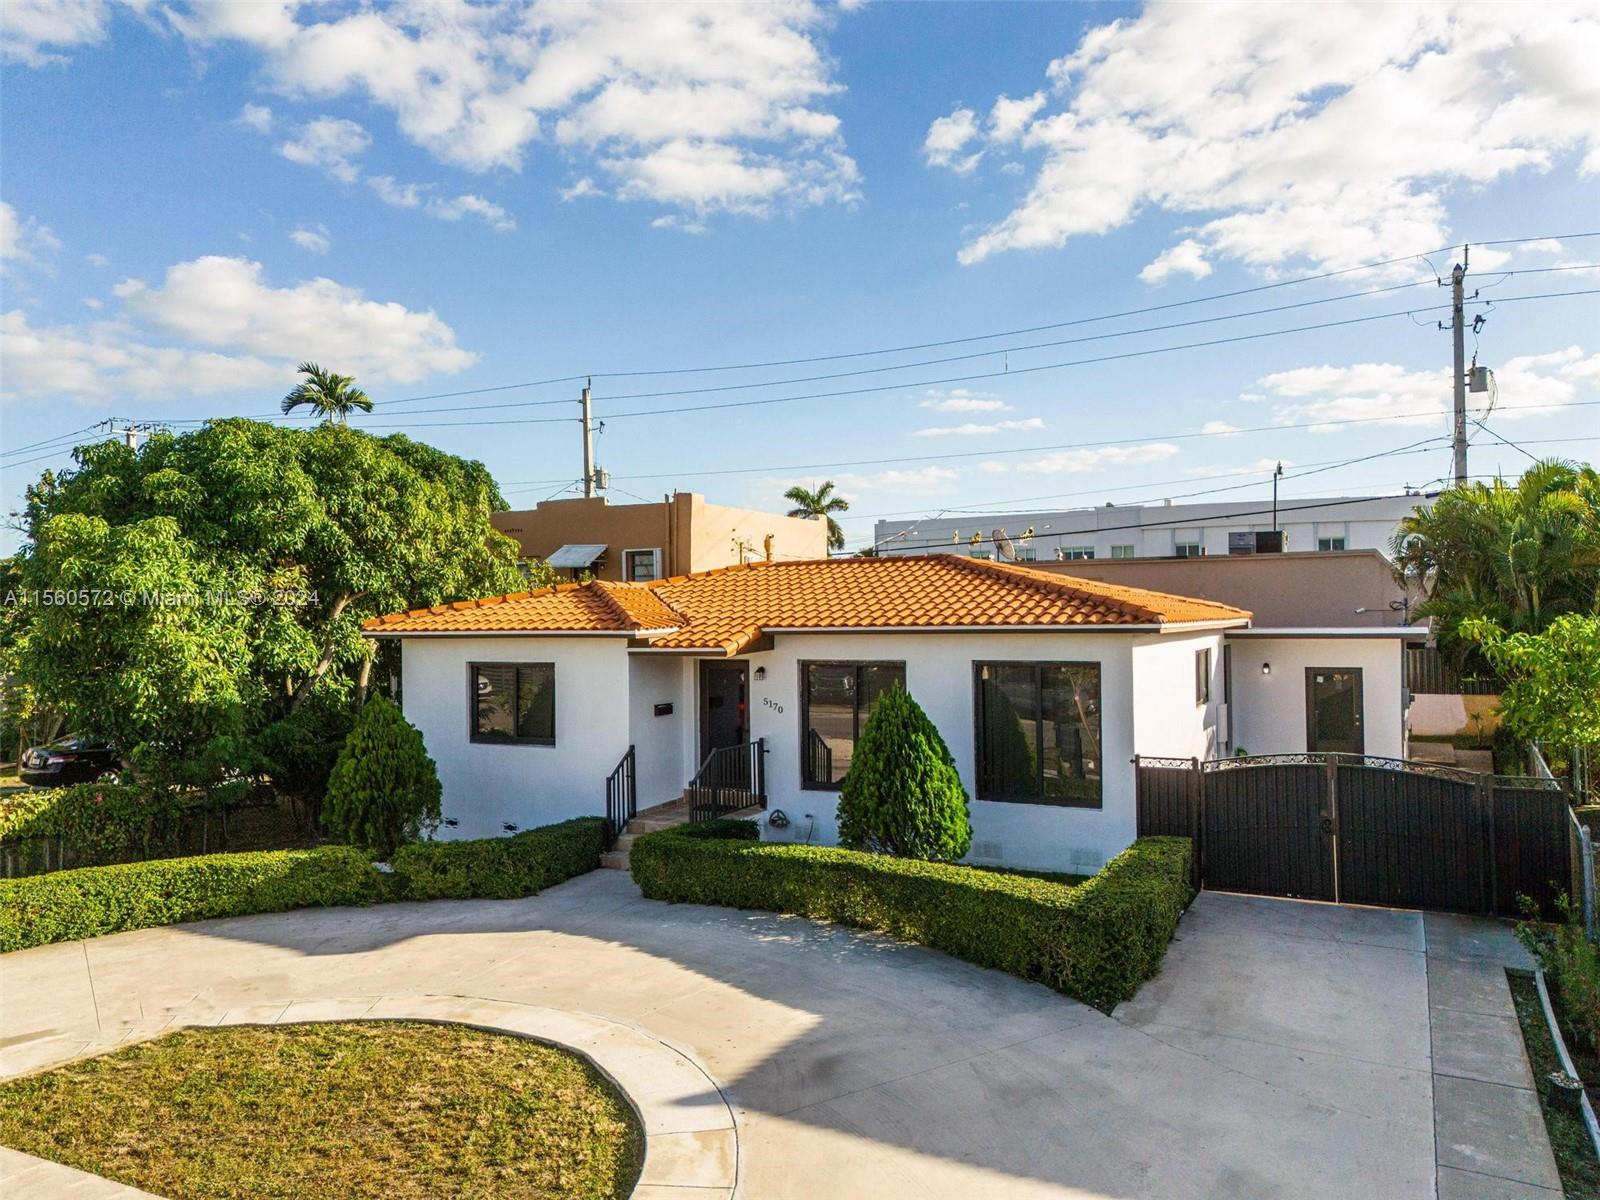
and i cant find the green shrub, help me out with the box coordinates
[0,783,185,865]
[0,847,382,953]
[631,828,1193,1011]
[390,818,606,901]
[836,687,972,861]
[322,697,442,859]
[1518,893,1600,1059]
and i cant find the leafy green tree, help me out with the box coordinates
[322,696,442,858]
[1464,614,1600,758]
[784,480,850,552]
[837,687,972,861]
[5,419,534,796]
[1392,460,1600,664]
[280,362,374,424]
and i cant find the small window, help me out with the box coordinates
[1014,546,1037,562]
[1317,536,1347,552]
[624,548,661,581]
[1056,545,1095,561]
[1174,542,1204,558]
[975,662,1102,807]
[1109,544,1136,559]
[471,663,555,745]
[1195,647,1211,704]
[802,661,906,788]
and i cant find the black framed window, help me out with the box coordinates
[801,661,905,788]
[975,662,1101,807]
[1195,647,1212,704]
[470,662,555,745]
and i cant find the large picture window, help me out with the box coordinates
[801,661,906,788]
[975,662,1102,806]
[470,663,556,745]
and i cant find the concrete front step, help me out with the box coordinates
[600,798,694,870]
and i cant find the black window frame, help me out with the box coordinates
[798,659,906,791]
[1195,647,1212,705]
[973,660,1103,809]
[468,661,556,746]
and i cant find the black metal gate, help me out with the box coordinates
[1135,753,1573,917]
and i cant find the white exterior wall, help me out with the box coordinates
[627,655,694,811]
[1130,631,1226,762]
[399,635,632,839]
[1227,636,1408,760]
[741,630,1141,874]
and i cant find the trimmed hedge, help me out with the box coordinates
[0,847,382,953]
[631,825,1194,1011]
[389,817,607,901]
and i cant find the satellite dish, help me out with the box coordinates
[992,528,1016,562]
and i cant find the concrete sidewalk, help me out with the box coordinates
[0,873,1554,1198]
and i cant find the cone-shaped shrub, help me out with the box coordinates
[836,686,972,861]
[322,696,442,859]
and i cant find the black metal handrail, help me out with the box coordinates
[687,738,766,823]
[604,745,636,849]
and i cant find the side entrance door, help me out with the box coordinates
[1305,667,1364,754]
[699,662,749,761]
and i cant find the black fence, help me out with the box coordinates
[1136,752,1574,918]
[1406,646,1501,696]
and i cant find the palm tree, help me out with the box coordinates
[1392,459,1600,659]
[281,362,374,424]
[784,480,850,553]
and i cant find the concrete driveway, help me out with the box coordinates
[0,872,1549,1199]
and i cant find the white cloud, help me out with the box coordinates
[234,102,273,134]
[1139,238,1213,284]
[0,201,62,268]
[288,223,331,254]
[918,388,1011,413]
[932,2,1600,273]
[651,214,708,235]
[988,92,1045,143]
[2,254,476,401]
[923,106,982,173]
[172,0,860,220]
[1253,345,1598,431]
[85,252,109,267]
[277,115,370,182]
[560,177,602,201]
[1200,420,1241,436]
[913,417,1045,438]
[365,175,516,232]
[1,0,112,66]
[981,443,1181,474]
[831,466,963,493]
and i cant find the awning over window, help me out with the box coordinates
[546,543,607,569]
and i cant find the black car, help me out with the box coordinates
[18,736,122,787]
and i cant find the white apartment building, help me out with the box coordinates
[872,494,1432,563]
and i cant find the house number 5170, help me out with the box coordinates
[763,697,784,714]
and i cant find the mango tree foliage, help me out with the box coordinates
[6,419,533,789]
[1464,614,1600,754]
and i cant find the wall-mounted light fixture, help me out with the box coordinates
[754,666,767,681]
[1261,662,1272,676]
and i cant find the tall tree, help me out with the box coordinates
[784,480,851,552]
[281,362,374,424]
[1391,459,1600,660]
[4,419,537,794]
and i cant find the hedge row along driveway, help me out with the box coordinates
[0,817,607,953]
[629,822,1195,1012]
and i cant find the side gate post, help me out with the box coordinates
[1190,757,1204,893]
[1477,775,1497,916]
[1324,755,1341,904]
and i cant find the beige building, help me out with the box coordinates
[491,493,830,582]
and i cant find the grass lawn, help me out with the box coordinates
[1509,971,1600,1199]
[0,1021,643,1200]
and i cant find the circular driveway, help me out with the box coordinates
[1,871,1448,1198]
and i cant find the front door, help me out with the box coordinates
[1306,668,1364,754]
[700,662,749,761]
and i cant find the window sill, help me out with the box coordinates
[976,794,1103,810]
[470,736,556,748]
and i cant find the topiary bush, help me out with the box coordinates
[322,697,441,859]
[390,817,606,900]
[631,827,1194,1012]
[836,686,971,861]
[0,847,383,953]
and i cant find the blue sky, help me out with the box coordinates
[3,1,1598,555]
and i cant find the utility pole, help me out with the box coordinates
[580,379,596,498]
[1271,460,1283,531]
[1450,247,1469,486]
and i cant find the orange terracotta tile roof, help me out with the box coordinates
[365,555,1251,651]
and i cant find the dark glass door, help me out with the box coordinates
[700,663,748,759]
[1305,668,1364,754]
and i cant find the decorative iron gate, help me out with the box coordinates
[1135,753,1573,918]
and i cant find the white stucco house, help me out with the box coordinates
[364,555,1424,874]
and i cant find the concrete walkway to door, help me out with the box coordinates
[0,871,1557,1199]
